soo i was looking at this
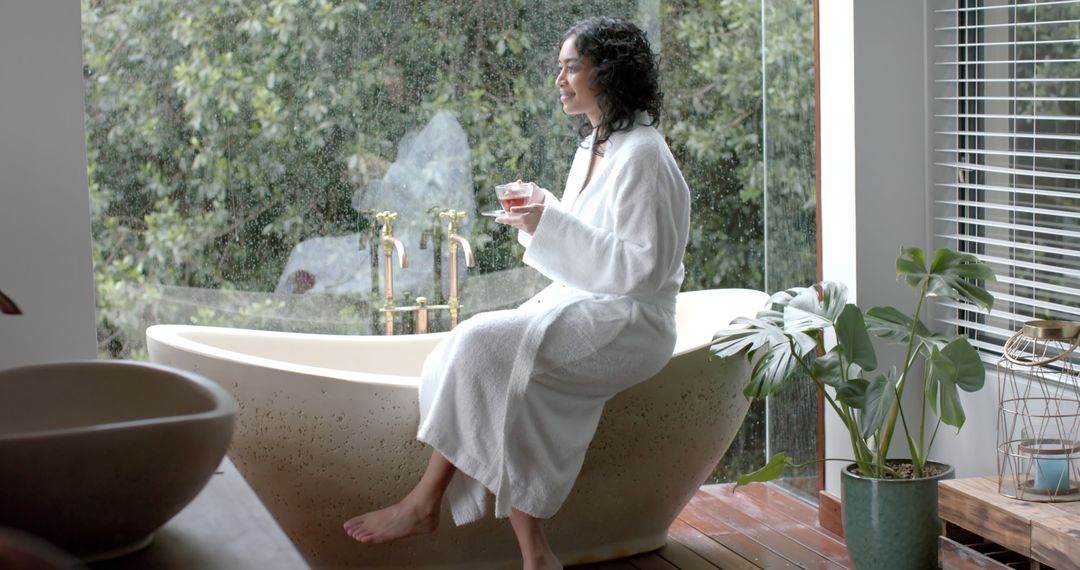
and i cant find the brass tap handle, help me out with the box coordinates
[376,210,399,235]
[439,209,467,235]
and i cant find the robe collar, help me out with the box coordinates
[586,110,653,156]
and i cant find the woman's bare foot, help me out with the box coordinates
[343,498,439,544]
[523,552,563,570]
[345,450,456,544]
[510,508,562,570]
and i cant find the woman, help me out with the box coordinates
[344,16,690,570]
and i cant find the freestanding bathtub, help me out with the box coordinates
[146,288,766,570]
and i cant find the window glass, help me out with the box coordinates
[82,0,816,492]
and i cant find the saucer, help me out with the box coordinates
[480,210,507,217]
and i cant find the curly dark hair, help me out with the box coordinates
[559,16,663,154]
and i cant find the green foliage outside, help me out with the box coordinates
[82,0,814,354]
[81,0,816,487]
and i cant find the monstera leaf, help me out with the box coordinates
[835,303,877,372]
[897,247,995,310]
[711,315,805,399]
[866,306,949,353]
[784,283,848,327]
[927,338,985,428]
[836,377,870,408]
[809,349,844,387]
[712,286,829,399]
[742,339,810,399]
[710,317,788,360]
[859,368,899,439]
[734,452,795,489]
[757,287,806,326]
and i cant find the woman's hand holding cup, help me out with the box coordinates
[495,180,545,235]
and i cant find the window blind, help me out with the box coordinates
[933,0,1080,365]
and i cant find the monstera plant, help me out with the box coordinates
[711,247,995,570]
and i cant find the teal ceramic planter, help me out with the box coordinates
[841,461,954,570]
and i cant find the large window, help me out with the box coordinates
[934,0,1080,365]
[81,0,816,492]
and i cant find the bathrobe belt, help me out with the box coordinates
[623,293,676,314]
[553,284,677,315]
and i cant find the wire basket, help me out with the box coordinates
[997,320,1080,502]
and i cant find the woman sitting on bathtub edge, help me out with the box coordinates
[343,16,690,570]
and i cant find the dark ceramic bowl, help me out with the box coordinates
[0,360,236,561]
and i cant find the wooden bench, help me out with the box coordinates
[938,476,1080,570]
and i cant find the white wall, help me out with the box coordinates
[0,2,97,367]
[819,0,857,497]
[819,0,998,494]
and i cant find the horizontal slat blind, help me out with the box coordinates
[934,0,1080,366]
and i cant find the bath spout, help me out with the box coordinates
[0,289,21,315]
[439,210,475,328]
[383,236,408,270]
[376,211,408,335]
[449,233,476,269]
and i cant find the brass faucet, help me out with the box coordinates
[439,209,475,328]
[0,289,20,315]
[422,206,445,304]
[376,210,408,335]
[358,209,382,298]
[367,209,473,335]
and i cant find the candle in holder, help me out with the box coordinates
[997,320,1080,503]
[1022,438,1077,494]
[1033,451,1070,492]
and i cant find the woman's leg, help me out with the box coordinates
[509,508,563,570]
[343,449,456,543]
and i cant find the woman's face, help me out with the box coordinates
[556,36,602,126]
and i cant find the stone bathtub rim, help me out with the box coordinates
[147,326,446,388]
[144,287,763,388]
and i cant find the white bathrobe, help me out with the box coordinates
[417,118,690,525]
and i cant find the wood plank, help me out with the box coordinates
[689,491,849,569]
[708,485,851,565]
[1031,514,1080,570]
[666,519,757,570]
[705,484,819,529]
[625,551,681,570]
[571,561,639,570]
[939,478,1041,556]
[818,490,844,538]
[682,494,842,569]
[940,536,1013,570]
[678,498,799,568]
[760,484,821,527]
[702,485,851,568]
[1049,499,1080,517]
[944,521,991,545]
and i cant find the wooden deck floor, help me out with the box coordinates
[573,484,853,570]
